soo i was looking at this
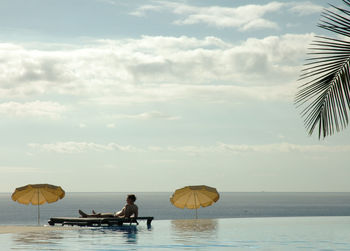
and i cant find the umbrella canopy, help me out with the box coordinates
[12,184,65,205]
[11,184,65,224]
[170,185,219,218]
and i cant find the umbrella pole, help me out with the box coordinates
[194,193,198,219]
[37,190,40,225]
[38,204,40,225]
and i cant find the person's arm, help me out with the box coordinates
[114,206,126,217]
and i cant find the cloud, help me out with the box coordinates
[0,101,66,119]
[0,33,313,105]
[288,1,323,16]
[90,84,296,106]
[28,141,350,155]
[216,143,350,154]
[28,142,141,154]
[150,142,350,155]
[112,111,180,120]
[106,123,116,128]
[130,4,164,17]
[131,1,283,30]
[130,1,323,30]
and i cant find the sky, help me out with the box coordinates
[1,0,350,192]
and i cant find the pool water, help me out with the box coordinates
[1,217,350,250]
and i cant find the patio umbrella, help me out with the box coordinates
[170,185,219,219]
[11,184,65,225]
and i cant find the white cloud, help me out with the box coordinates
[173,2,283,30]
[289,1,323,16]
[0,101,66,119]
[130,1,323,30]
[113,111,180,120]
[28,141,350,155]
[106,123,116,128]
[0,33,313,105]
[28,142,141,154]
[130,4,165,17]
[216,143,350,154]
[90,84,295,106]
[79,123,87,128]
[131,1,283,30]
[151,142,350,155]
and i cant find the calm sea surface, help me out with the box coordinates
[1,192,350,225]
[1,193,350,250]
[1,217,350,250]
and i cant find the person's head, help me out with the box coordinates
[126,194,136,204]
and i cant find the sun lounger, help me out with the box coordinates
[48,217,154,227]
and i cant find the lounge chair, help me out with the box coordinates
[48,216,154,227]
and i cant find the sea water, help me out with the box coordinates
[0,192,350,225]
[0,217,349,250]
[1,192,350,250]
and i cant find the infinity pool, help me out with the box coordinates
[1,217,349,250]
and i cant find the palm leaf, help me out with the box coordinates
[296,0,350,138]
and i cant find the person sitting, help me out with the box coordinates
[78,194,138,218]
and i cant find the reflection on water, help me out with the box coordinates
[12,231,64,250]
[171,219,218,244]
[11,225,141,250]
[93,225,138,244]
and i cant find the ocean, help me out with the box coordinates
[1,192,350,225]
[2,217,350,250]
[1,192,350,250]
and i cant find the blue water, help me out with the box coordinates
[1,193,350,250]
[1,217,350,250]
[1,192,350,225]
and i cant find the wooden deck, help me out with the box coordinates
[48,217,154,227]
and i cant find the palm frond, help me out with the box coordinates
[296,0,350,138]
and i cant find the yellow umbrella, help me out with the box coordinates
[170,185,219,218]
[11,184,65,225]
